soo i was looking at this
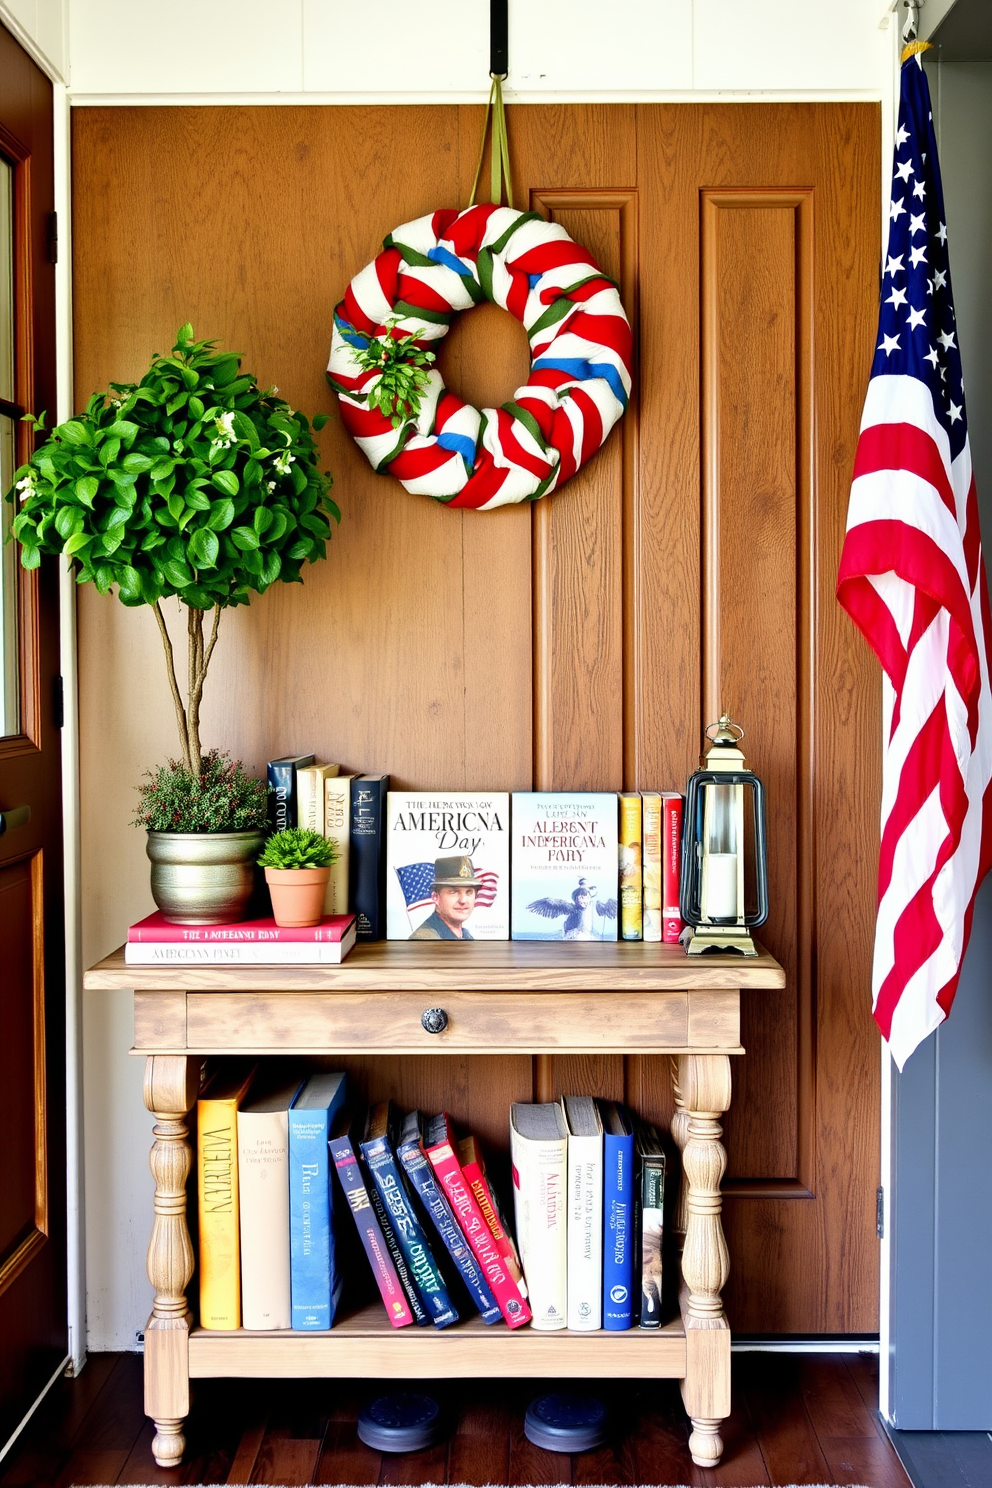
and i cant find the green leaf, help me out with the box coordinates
[188,395,205,421]
[99,438,122,468]
[106,420,139,442]
[244,458,262,487]
[210,355,241,386]
[260,550,282,585]
[212,468,239,496]
[231,411,259,449]
[265,509,288,543]
[149,459,175,480]
[161,558,193,588]
[253,506,272,537]
[206,498,235,531]
[20,545,41,569]
[75,475,99,506]
[58,420,90,446]
[167,492,185,522]
[230,526,259,551]
[55,506,84,540]
[117,565,143,603]
[189,527,219,569]
[312,413,329,430]
[64,531,91,556]
[122,452,152,473]
[166,392,187,416]
[184,487,212,511]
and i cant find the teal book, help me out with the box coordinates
[288,1071,347,1330]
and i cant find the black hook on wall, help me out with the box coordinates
[491,0,508,79]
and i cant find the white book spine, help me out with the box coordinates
[237,1110,291,1329]
[566,1132,603,1330]
[125,938,351,965]
[511,1127,568,1331]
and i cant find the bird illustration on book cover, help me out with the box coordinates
[525,878,618,940]
[511,793,620,941]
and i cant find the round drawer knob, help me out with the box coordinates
[421,1007,448,1035]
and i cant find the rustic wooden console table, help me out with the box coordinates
[84,940,785,1471]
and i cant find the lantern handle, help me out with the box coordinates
[705,714,745,744]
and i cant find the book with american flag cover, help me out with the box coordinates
[385,792,509,940]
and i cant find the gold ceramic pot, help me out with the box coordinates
[147,829,267,925]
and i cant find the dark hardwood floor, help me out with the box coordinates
[0,1351,911,1487]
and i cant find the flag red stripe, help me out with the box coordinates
[854,421,957,517]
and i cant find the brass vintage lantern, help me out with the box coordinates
[679,715,768,956]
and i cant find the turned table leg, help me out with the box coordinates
[674,1052,732,1469]
[143,1055,200,1468]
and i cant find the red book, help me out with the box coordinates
[425,1116,531,1329]
[662,793,684,944]
[457,1135,528,1298]
[128,912,356,944]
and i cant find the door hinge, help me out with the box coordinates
[47,211,58,265]
[876,1185,885,1239]
[53,674,64,729]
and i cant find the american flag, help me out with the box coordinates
[394,862,499,912]
[837,45,992,1070]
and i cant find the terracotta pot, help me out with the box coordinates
[264,865,331,927]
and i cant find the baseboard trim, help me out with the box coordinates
[0,1353,72,1466]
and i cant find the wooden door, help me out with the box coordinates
[0,20,67,1447]
[72,101,880,1333]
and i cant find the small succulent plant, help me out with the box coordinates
[257,827,337,870]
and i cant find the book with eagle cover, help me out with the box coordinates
[510,794,619,941]
[385,792,510,940]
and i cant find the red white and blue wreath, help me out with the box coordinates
[327,203,632,510]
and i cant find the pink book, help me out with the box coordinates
[128,912,356,944]
[425,1114,531,1329]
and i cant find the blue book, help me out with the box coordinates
[396,1110,501,1325]
[361,1103,458,1327]
[267,754,315,833]
[288,1071,347,1330]
[350,774,389,940]
[600,1100,634,1330]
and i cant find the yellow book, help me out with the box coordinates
[297,763,341,913]
[619,792,643,941]
[642,791,662,942]
[197,1061,257,1330]
[324,774,355,916]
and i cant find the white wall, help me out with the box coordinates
[0,0,65,79]
[66,0,902,1352]
[66,0,896,102]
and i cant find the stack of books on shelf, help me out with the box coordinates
[196,1065,667,1336]
[127,752,688,960]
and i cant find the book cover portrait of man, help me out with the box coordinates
[409,856,481,940]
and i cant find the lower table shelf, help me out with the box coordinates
[187,1305,688,1380]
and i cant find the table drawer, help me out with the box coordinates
[174,989,707,1053]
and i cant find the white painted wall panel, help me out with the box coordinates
[693,0,890,92]
[0,0,66,78]
[67,0,892,101]
[68,0,305,96]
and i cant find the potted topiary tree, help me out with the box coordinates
[5,324,339,923]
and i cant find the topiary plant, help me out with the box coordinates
[257,827,337,870]
[4,324,339,778]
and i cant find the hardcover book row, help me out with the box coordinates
[197,1065,666,1336]
[130,759,687,959]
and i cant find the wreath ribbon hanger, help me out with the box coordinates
[326,0,633,510]
[469,1,513,211]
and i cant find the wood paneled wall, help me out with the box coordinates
[73,102,880,1332]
